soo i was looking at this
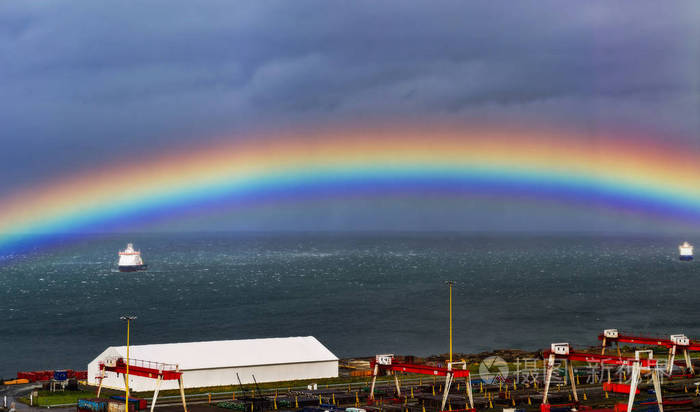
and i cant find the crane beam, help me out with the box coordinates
[542,350,657,367]
[598,333,675,348]
[370,361,471,378]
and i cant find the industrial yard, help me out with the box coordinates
[4,332,700,412]
[3,292,699,412]
[4,295,700,412]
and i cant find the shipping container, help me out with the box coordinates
[107,400,136,412]
[110,396,147,410]
[54,370,69,381]
[17,372,36,382]
[77,398,108,412]
[603,382,640,394]
[37,371,54,381]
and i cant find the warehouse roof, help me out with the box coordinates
[105,336,338,370]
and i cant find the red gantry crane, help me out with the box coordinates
[599,329,696,374]
[542,343,663,412]
[97,357,187,412]
[369,354,474,412]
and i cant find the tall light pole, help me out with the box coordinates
[445,281,455,364]
[120,315,137,409]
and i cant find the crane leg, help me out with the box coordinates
[626,363,640,412]
[683,349,694,375]
[567,361,579,403]
[441,372,453,412]
[369,364,379,400]
[97,367,104,398]
[601,337,607,355]
[667,346,677,374]
[394,372,401,397]
[179,376,187,412]
[466,377,474,409]
[542,354,555,405]
[651,368,663,412]
[150,375,162,412]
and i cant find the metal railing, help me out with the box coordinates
[103,357,178,371]
[125,358,179,371]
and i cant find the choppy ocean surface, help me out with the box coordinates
[1,232,698,379]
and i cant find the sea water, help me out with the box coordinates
[1,232,698,378]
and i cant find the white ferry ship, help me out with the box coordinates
[118,243,148,272]
[679,241,693,261]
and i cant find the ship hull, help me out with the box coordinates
[118,264,148,272]
[680,256,693,261]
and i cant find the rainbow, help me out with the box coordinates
[1,124,699,252]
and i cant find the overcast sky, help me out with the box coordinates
[1,1,699,232]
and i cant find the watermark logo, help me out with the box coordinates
[479,356,509,384]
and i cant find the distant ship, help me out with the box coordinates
[679,241,693,261]
[118,243,148,272]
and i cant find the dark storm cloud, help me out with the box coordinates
[1,1,699,193]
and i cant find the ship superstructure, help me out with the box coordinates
[679,241,693,261]
[118,243,148,272]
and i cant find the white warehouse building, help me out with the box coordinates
[87,336,339,392]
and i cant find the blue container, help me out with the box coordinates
[77,398,107,412]
[54,370,68,381]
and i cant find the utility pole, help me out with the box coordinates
[120,315,137,409]
[445,281,455,363]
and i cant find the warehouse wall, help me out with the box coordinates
[183,361,339,390]
[88,358,338,392]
